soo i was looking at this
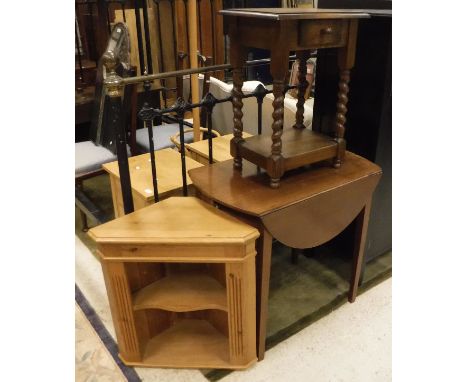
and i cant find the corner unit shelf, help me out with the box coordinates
[132,271,228,312]
[133,318,232,369]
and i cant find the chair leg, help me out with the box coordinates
[80,209,89,232]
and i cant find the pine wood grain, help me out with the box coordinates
[186,133,253,164]
[133,272,227,312]
[89,197,259,245]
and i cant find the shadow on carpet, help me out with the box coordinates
[76,174,392,382]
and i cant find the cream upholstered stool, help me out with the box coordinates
[88,197,259,369]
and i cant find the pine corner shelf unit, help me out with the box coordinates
[88,197,259,369]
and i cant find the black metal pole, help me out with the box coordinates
[142,79,160,202]
[142,0,153,74]
[175,99,188,196]
[207,110,213,164]
[106,1,112,34]
[87,1,97,62]
[121,2,126,22]
[153,0,168,107]
[134,0,146,75]
[108,94,134,214]
[75,15,85,87]
[183,0,192,99]
[170,0,179,100]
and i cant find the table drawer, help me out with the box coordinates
[298,19,348,48]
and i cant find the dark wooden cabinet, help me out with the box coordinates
[314,1,391,261]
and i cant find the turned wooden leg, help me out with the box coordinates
[255,227,273,361]
[229,35,247,171]
[349,201,371,303]
[269,79,286,188]
[267,49,289,188]
[333,68,350,169]
[334,20,358,169]
[293,50,310,130]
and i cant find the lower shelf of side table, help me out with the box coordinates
[121,318,255,369]
[237,128,338,172]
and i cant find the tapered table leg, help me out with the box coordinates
[349,200,372,302]
[255,227,273,360]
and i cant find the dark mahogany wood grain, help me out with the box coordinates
[188,151,381,218]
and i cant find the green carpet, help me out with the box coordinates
[76,174,391,381]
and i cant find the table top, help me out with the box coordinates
[185,133,253,163]
[102,148,204,200]
[188,151,381,217]
[88,197,259,245]
[220,8,370,20]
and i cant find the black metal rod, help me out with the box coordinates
[207,110,213,164]
[170,0,178,70]
[146,119,160,203]
[170,0,179,100]
[177,115,188,196]
[75,15,85,85]
[142,78,160,202]
[134,0,146,75]
[257,98,263,135]
[87,1,97,61]
[183,0,192,99]
[141,86,275,120]
[142,0,153,74]
[121,3,126,22]
[108,94,134,214]
[153,0,168,108]
[106,2,112,34]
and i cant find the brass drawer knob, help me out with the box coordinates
[321,27,333,34]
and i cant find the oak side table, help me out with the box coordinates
[220,8,370,188]
[102,148,203,218]
[189,151,382,360]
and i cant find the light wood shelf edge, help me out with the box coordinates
[132,272,228,312]
[119,319,256,369]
